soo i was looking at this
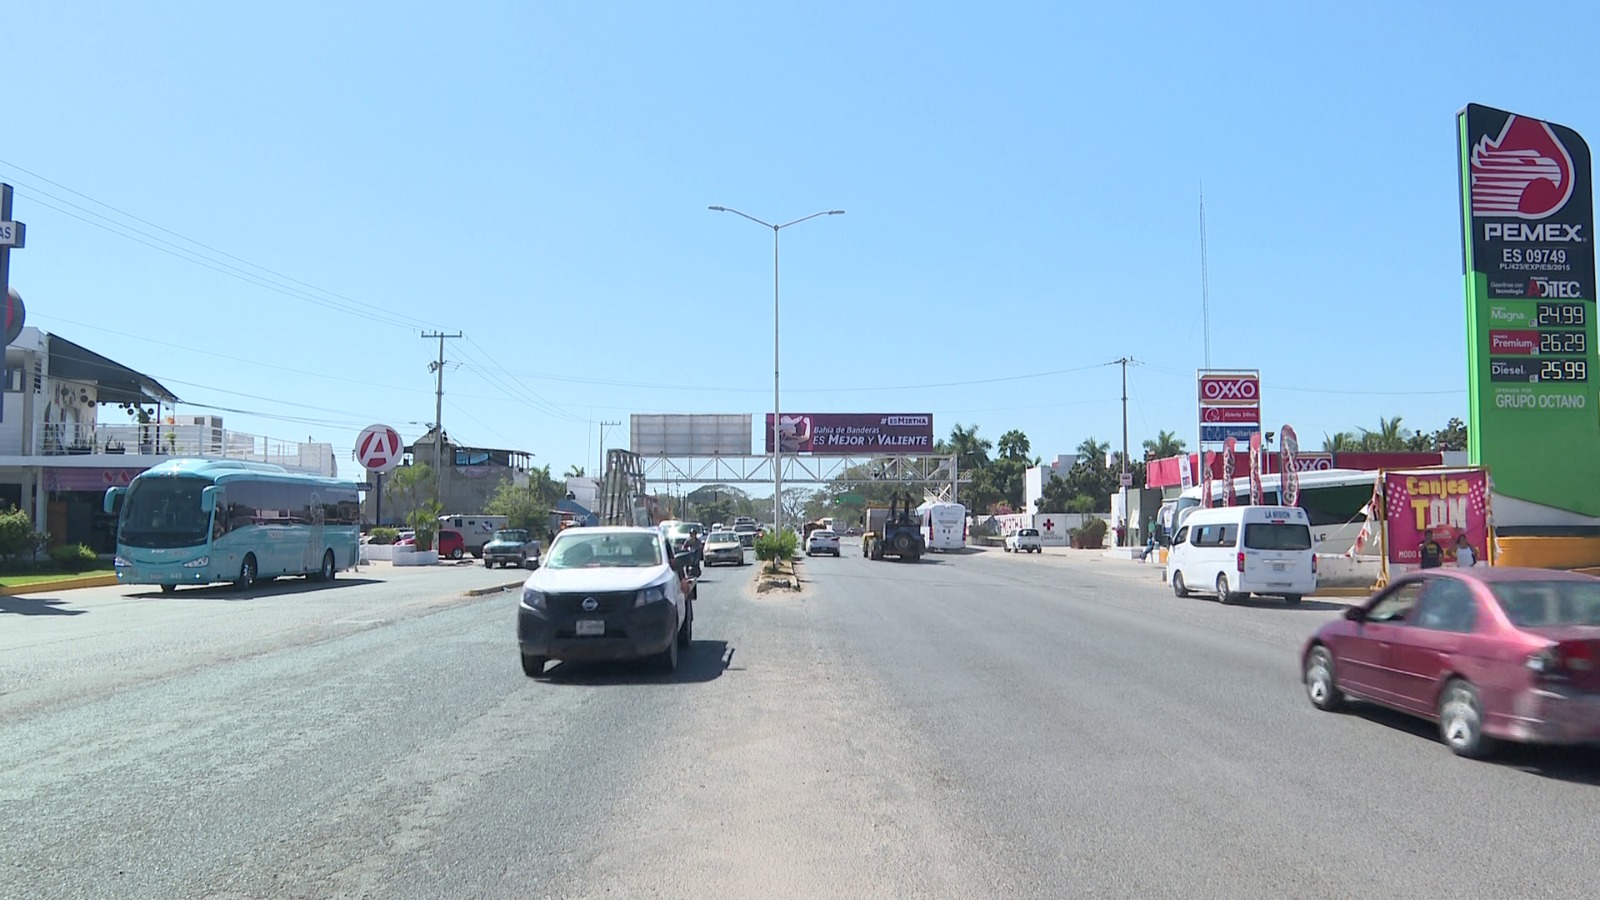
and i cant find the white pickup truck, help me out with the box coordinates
[1005,528,1043,554]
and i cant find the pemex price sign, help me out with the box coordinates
[1458,103,1598,520]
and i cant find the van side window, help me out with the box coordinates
[1217,524,1238,547]
[1194,525,1217,547]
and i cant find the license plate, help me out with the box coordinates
[576,619,605,636]
[1272,562,1287,572]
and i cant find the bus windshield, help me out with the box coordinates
[119,475,214,549]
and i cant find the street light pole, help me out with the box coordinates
[710,206,844,532]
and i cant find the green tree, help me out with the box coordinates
[486,464,565,531]
[1056,439,1118,512]
[944,423,992,474]
[1141,430,1186,459]
[1037,477,1097,514]
[1322,431,1359,452]
[564,464,586,478]
[385,464,434,529]
[1076,436,1111,466]
[1358,416,1412,452]
[1432,417,1468,452]
[997,429,1032,462]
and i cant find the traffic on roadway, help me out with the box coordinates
[4,538,1598,899]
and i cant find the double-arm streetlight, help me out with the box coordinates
[709,206,844,532]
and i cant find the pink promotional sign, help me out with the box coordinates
[1248,432,1264,505]
[1280,425,1300,507]
[764,413,933,455]
[1221,437,1236,506]
[1383,469,1490,567]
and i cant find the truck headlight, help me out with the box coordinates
[636,585,668,607]
[521,588,547,610]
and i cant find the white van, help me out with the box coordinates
[916,501,967,552]
[1166,505,1317,605]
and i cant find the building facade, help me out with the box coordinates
[2,327,337,552]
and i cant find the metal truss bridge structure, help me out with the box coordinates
[637,453,966,501]
[598,450,969,525]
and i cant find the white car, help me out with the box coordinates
[517,527,695,677]
[806,529,841,557]
[1005,528,1043,553]
[702,530,746,567]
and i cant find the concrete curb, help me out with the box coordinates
[1312,586,1375,598]
[465,580,528,597]
[0,574,120,595]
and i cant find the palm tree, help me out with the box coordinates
[1076,436,1111,469]
[1141,430,1186,459]
[947,423,992,473]
[564,464,586,478]
[1322,431,1359,452]
[997,429,1031,462]
[1358,416,1411,452]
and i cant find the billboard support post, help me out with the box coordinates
[709,205,845,530]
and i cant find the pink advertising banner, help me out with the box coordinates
[1221,437,1236,506]
[1383,469,1490,567]
[1248,432,1264,505]
[764,413,934,455]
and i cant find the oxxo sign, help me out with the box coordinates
[1198,375,1259,403]
[1197,369,1262,445]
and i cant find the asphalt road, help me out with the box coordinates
[3,549,1598,898]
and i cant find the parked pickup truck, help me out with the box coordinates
[1005,528,1043,554]
[483,528,541,569]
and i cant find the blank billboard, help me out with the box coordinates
[630,414,752,456]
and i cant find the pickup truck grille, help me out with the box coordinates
[546,591,636,615]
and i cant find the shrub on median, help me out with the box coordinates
[754,530,797,566]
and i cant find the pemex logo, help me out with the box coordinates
[1471,115,1576,219]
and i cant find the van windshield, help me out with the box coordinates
[1243,523,1312,551]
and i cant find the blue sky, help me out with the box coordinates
[8,1,1598,479]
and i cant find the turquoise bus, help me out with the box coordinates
[104,459,361,592]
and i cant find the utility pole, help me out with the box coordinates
[1117,357,1133,546]
[598,420,621,481]
[422,331,462,504]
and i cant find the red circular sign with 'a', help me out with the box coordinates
[4,287,25,348]
[355,424,403,474]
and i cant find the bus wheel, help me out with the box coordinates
[317,549,336,582]
[236,554,257,591]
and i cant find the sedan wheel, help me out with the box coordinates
[1439,680,1497,758]
[1304,646,1344,711]
[521,654,547,678]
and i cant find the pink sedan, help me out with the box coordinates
[1301,567,1600,758]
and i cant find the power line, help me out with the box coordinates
[0,162,446,332]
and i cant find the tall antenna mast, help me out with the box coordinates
[1200,186,1212,370]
